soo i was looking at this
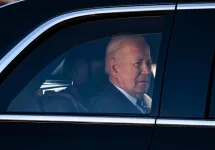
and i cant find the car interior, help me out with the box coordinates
[7,34,161,113]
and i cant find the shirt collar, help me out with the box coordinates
[113,85,137,106]
[113,84,152,114]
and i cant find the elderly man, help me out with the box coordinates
[91,34,152,114]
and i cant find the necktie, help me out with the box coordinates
[136,99,151,114]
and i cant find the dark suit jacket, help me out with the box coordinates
[90,82,143,114]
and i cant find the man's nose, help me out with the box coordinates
[141,63,150,75]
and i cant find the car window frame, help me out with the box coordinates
[0,4,176,124]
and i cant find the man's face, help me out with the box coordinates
[116,41,152,97]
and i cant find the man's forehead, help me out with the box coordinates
[122,49,151,63]
[124,42,151,56]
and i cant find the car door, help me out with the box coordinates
[0,3,175,150]
[150,2,215,150]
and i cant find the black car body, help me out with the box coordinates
[0,0,215,149]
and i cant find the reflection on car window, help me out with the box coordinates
[8,33,162,115]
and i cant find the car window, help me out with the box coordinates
[8,34,161,114]
[0,10,174,116]
[160,9,215,118]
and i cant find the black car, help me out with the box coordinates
[0,0,215,149]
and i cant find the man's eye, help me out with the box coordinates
[134,62,141,66]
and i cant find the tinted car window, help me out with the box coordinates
[0,13,173,116]
[8,34,162,115]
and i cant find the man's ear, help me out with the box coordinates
[109,59,119,78]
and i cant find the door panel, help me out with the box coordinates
[151,3,215,150]
[0,121,154,150]
[151,123,215,150]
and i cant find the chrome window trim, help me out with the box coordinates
[1,115,215,127]
[178,3,215,10]
[2,115,215,126]
[0,4,175,73]
[0,0,25,9]
[0,115,155,125]
[157,119,215,127]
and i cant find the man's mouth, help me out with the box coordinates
[138,80,148,83]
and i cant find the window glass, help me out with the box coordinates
[0,15,172,116]
[8,33,162,115]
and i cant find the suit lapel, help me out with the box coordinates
[106,83,142,114]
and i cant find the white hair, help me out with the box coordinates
[105,34,148,74]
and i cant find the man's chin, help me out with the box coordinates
[135,90,147,95]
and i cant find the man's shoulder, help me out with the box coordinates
[90,94,118,113]
[92,82,117,98]
[90,89,114,106]
[89,84,120,112]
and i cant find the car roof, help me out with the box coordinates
[2,0,214,60]
[0,0,214,57]
[0,0,177,59]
